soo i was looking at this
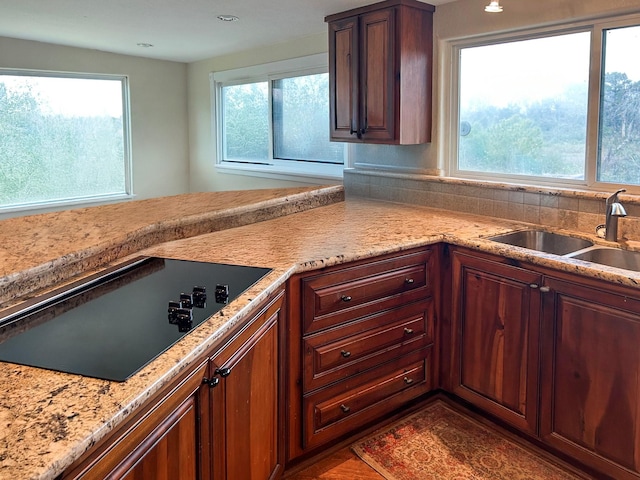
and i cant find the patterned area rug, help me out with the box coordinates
[352,401,584,480]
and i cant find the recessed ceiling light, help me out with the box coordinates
[217,14,239,22]
[484,0,503,13]
[137,42,154,48]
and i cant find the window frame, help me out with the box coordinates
[441,12,640,193]
[0,68,133,214]
[211,54,348,183]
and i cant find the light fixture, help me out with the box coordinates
[484,0,503,13]
[217,14,239,22]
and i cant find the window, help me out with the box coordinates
[448,15,640,190]
[213,54,346,181]
[0,71,131,211]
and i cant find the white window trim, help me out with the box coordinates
[439,12,640,193]
[211,54,349,183]
[0,68,133,214]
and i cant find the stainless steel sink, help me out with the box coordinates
[569,247,640,271]
[488,230,594,256]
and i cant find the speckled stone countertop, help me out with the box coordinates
[0,186,344,308]
[2,195,640,480]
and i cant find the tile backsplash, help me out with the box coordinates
[344,168,640,242]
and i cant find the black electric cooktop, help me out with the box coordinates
[0,257,271,381]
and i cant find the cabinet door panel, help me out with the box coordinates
[541,278,640,479]
[451,251,541,434]
[329,17,358,140]
[211,292,283,480]
[360,8,395,141]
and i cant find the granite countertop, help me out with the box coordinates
[2,191,640,480]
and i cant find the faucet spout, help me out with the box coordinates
[605,189,627,242]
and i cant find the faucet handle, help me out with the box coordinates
[607,188,626,205]
[610,202,627,217]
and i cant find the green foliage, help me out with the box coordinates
[0,80,125,207]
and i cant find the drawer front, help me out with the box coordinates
[302,249,432,334]
[302,347,432,450]
[303,300,434,391]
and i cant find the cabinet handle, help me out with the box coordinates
[340,404,351,414]
[404,328,414,335]
[405,278,415,285]
[340,350,351,358]
[340,295,352,302]
[403,376,414,385]
[215,367,232,377]
[203,377,220,388]
[539,286,551,293]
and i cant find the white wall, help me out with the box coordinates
[187,33,331,192]
[0,36,189,217]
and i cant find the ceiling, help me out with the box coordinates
[0,0,455,63]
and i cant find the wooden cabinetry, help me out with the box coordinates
[286,248,437,461]
[450,250,541,434]
[540,277,640,480]
[325,0,434,144]
[450,246,640,479]
[207,290,284,480]
[62,290,285,480]
[62,361,210,480]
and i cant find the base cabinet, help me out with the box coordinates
[287,247,438,462]
[540,277,640,480]
[450,250,541,434]
[207,291,284,480]
[450,246,640,480]
[61,361,210,480]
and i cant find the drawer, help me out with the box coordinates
[303,300,434,392]
[302,347,432,450]
[302,249,433,334]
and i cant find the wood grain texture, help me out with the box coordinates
[541,277,640,480]
[451,249,541,434]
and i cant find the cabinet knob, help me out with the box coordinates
[404,328,414,335]
[340,295,352,302]
[340,350,351,358]
[340,404,351,414]
[403,376,414,385]
[203,377,220,388]
[405,278,415,285]
[529,283,539,289]
[215,367,232,377]
[539,286,551,293]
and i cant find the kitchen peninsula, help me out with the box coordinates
[2,185,640,480]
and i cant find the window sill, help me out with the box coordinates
[216,162,343,185]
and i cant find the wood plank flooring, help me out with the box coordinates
[285,447,384,480]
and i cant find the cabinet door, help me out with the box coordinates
[540,277,640,480]
[451,251,541,434]
[210,293,283,480]
[328,16,359,141]
[359,8,396,142]
[64,362,210,480]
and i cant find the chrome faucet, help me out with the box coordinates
[604,189,627,242]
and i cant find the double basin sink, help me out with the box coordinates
[488,230,640,271]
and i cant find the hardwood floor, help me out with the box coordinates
[285,447,384,480]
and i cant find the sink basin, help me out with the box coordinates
[570,247,640,271]
[488,230,594,256]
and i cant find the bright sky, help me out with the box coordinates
[0,75,124,117]
[460,25,640,110]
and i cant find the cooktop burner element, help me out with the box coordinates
[0,257,272,381]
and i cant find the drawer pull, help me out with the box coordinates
[340,404,351,414]
[340,350,351,358]
[404,328,414,335]
[405,278,415,285]
[403,376,414,385]
[340,295,352,302]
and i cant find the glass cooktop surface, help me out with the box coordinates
[0,257,271,381]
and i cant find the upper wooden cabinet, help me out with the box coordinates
[325,0,435,144]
